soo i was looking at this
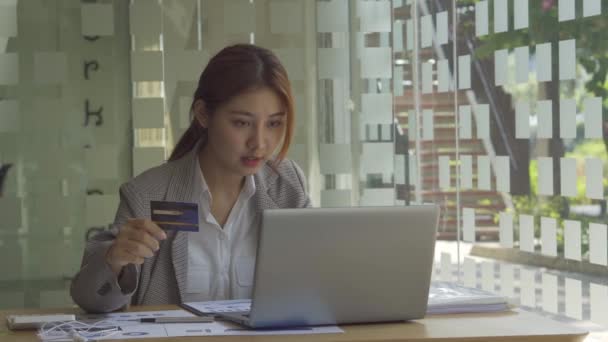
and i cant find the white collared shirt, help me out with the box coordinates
[183,163,259,302]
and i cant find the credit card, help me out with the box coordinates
[150,201,199,232]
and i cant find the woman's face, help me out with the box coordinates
[195,86,286,177]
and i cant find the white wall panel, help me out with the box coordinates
[536,43,552,82]
[589,223,608,266]
[360,48,392,79]
[475,104,490,139]
[541,273,558,314]
[559,0,575,21]
[565,278,582,320]
[34,52,67,84]
[499,212,514,248]
[320,144,352,174]
[475,1,489,37]
[0,4,17,37]
[583,0,602,17]
[520,268,536,307]
[317,0,348,32]
[0,100,19,133]
[361,93,393,124]
[359,1,391,32]
[540,217,557,257]
[223,1,255,33]
[513,0,529,29]
[81,3,114,36]
[559,99,577,139]
[463,257,477,288]
[0,53,19,84]
[536,100,552,138]
[458,55,471,89]
[559,39,576,80]
[564,220,582,261]
[585,158,603,200]
[537,157,554,196]
[459,105,472,139]
[519,214,535,253]
[494,49,508,86]
[270,1,302,34]
[494,0,508,32]
[584,97,603,139]
[463,207,476,243]
[436,11,448,45]
[133,98,164,129]
[477,155,491,190]
[460,155,473,190]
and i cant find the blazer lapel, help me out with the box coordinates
[165,147,202,301]
[252,163,281,215]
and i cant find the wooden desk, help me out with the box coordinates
[0,305,587,341]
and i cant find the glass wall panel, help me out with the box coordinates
[0,0,132,309]
[448,0,608,331]
[1,2,606,336]
[0,0,318,310]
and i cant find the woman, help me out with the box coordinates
[71,44,311,313]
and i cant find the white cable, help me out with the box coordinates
[37,318,120,341]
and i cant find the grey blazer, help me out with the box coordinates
[70,146,310,313]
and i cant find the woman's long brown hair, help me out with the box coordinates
[168,44,295,164]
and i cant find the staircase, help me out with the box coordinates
[395,90,505,241]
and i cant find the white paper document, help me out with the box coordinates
[427,282,511,315]
[66,308,342,340]
[185,284,513,323]
[44,287,511,342]
[184,299,252,314]
[182,300,343,335]
[78,309,196,326]
[163,322,343,336]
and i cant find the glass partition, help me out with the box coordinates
[0,0,132,308]
[440,0,607,331]
[0,0,318,309]
[1,2,607,335]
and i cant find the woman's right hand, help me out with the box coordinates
[105,218,167,275]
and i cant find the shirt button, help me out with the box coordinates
[219,235,226,241]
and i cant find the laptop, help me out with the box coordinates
[218,205,440,328]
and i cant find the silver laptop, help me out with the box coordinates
[219,205,440,328]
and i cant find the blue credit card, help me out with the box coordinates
[150,201,199,232]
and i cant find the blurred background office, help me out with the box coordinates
[0,0,606,332]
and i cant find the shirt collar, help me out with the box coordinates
[197,163,212,199]
[242,173,256,199]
